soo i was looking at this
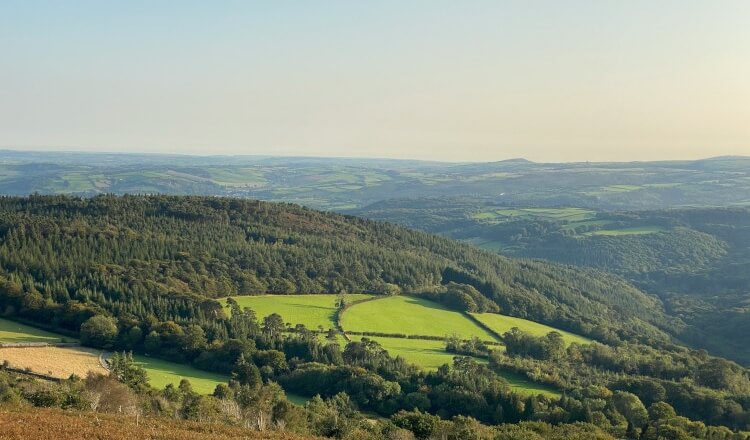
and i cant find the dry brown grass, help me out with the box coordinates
[0,406,318,440]
[0,346,107,379]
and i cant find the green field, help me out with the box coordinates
[341,296,499,341]
[585,226,665,236]
[133,355,229,395]
[349,335,560,397]
[223,294,373,330]
[496,369,561,397]
[471,313,591,346]
[0,318,75,344]
[350,335,470,371]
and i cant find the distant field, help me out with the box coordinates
[471,207,595,224]
[583,185,642,196]
[341,296,499,342]
[585,226,665,236]
[223,294,373,330]
[133,355,228,395]
[559,219,613,231]
[464,237,506,252]
[0,318,74,344]
[0,346,106,379]
[471,313,591,346]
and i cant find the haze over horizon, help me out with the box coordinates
[2,1,748,162]
[1,147,747,165]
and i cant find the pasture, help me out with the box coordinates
[350,335,467,371]
[133,355,229,395]
[0,318,74,344]
[349,335,561,396]
[470,313,591,346]
[223,294,372,330]
[498,370,561,397]
[341,296,499,341]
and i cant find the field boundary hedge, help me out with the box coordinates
[0,365,63,382]
[0,342,80,348]
[463,313,505,342]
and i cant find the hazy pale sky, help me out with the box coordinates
[1,1,748,162]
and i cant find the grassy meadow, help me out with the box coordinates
[222,294,372,330]
[341,296,499,341]
[133,355,229,395]
[349,336,561,397]
[470,313,591,346]
[350,335,468,371]
[497,369,561,397]
[0,318,74,344]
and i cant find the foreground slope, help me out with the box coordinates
[0,407,315,440]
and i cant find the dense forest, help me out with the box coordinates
[1,195,749,439]
[0,194,680,344]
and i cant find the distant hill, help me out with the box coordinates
[1,150,750,211]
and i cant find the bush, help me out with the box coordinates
[80,315,118,349]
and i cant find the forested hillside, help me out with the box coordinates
[0,194,678,345]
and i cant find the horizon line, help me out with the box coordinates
[0,147,747,166]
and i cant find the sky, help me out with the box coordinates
[1,1,748,163]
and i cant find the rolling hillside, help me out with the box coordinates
[0,195,679,347]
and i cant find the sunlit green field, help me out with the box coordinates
[350,335,466,371]
[133,355,229,395]
[222,294,373,330]
[350,335,560,397]
[470,313,591,346]
[341,296,499,341]
[0,318,74,344]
